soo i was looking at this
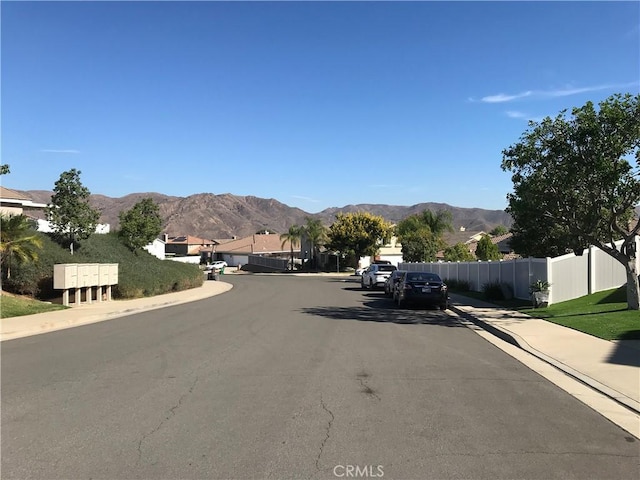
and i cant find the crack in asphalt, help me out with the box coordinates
[136,376,199,464]
[314,395,335,472]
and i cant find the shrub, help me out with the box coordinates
[482,281,505,301]
[6,232,203,300]
[444,279,471,291]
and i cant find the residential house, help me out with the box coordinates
[143,237,166,260]
[439,229,517,260]
[0,186,110,233]
[0,186,47,216]
[356,235,404,269]
[214,232,299,267]
[164,234,217,260]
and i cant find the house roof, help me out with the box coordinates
[215,233,298,255]
[166,235,215,245]
[443,231,486,246]
[437,232,517,259]
[0,187,48,209]
[0,186,31,201]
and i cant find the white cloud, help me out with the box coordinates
[481,91,533,103]
[291,195,319,203]
[40,149,80,154]
[505,111,544,122]
[480,81,639,103]
[506,111,527,119]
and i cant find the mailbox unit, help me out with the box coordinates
[53,264,78,290]
[54,263,119,306]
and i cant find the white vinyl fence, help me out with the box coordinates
[399,236,639,305]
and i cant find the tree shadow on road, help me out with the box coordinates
[300,300,464,327]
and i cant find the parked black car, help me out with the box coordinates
[395,272,449,310]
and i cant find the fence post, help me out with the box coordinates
[588,245,596,295]
[546,257,553,305]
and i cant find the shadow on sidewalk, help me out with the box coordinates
[607,330,640,367]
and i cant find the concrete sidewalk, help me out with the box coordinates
[1,280,233,342]
[449,293,640,416]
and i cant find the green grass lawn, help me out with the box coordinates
[520,286,640,341]
[452,286,639,341]
[1,294,68,318]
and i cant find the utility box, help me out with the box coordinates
[78,264,90,287]
[88,263,100,286]
[53,264,78,290]
[108,264,118,284]
[99,264,110,285]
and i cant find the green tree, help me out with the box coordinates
[303,217,327,269]
[399,230,441,262]
[396,209,453,262]
[475,234,502,261]
[443,242,475,262]
[0,164,10,175]
[501,92,640,310]
[0,214,43,280]
[326,212,394,266]
[46,169,100,251]
[280,225,303,270]
[489,225,509,236]
[118,198,163,252]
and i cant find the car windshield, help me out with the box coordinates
[378,265,396,272]
[406,272,441,282]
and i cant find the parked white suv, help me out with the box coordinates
[361,263,397,290]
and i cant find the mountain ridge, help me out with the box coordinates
[19,190,513,239]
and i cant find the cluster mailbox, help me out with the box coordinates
[53,263,118,306]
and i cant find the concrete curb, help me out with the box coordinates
[1,281,233,342]
[449,304,640,415]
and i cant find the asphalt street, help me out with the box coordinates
[2,275,638,479]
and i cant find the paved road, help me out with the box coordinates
[2,275,638,479]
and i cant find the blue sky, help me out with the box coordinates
[2,1,639,213]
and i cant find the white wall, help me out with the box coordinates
[143,239,166,260]
[37,219,110,234]
[398,236,639,305]
[166,256,201,264]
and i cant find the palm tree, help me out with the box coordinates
[303,217,327,270]
[280,225,303,271]
[420,209,454,237]
[0,214,43,280]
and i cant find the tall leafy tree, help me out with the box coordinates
[118,198,163,252]
[280,225,303,270]
[443,242,475,262]
[0,164,10,175]
[326,212,394,266]
[501,93,640,310]
[0,214,43,280]
[475,234,502,261]
[303,217,327,269]
[46,169,100,251]
[396,209,453,262]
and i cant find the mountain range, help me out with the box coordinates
[21,190,513,240]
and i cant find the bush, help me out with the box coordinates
[6,232,203,300]
[444,279,471,291]
[482,281,505,301]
